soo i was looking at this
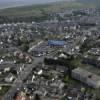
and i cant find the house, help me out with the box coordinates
[58,53,67,58]
[15,91,32,100]
[4,67,10,73]
[0,59,4,64]
[72,68,100,88]
[25,56,32,63]
[5,73,15,83]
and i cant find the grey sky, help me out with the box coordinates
[0,0,62,3]
[0,0,64,9]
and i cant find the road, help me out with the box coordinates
[28,40,44,53]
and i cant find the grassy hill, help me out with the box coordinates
[0,0,99,23]
[0,1,96,17]
[77,0,100,8]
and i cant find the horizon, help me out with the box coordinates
[0,0,65,9]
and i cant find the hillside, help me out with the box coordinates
[0,0,64,9]
[77,0,100,7]
[0,1,96,17]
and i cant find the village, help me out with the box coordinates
[0,8,100,100]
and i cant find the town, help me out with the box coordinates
[0,8,100,100]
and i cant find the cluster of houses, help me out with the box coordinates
[15,91,32,100]
[0,8,100,100]
[14,51,32,63]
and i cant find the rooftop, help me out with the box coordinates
[72,67,100,82]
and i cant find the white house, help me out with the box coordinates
[4,67,10,73]
[5,73,15,83]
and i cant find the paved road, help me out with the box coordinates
[28,40,44,53]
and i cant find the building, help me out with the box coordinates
[59,53,67,58]
[48,40,65,47]
[4,67,10,72]
[72,68,100,88]
[5,73,15,83]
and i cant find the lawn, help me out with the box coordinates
[0,86,11,96]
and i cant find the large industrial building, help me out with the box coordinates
[72,67,100,88]
[48,40,65,47]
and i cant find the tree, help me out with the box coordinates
[95,88,100,100]
[21,43,29,52]
[34,94,41,100]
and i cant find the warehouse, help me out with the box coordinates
[72,67,100,88]
[48,40,65,47]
